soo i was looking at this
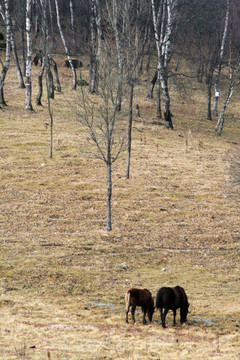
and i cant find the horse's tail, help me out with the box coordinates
[125,291,131,312]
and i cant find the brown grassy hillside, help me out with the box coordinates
[0,55,239,359]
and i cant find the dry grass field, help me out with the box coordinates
[0,55,240,359]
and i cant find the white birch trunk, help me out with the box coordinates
[55,0,77,89]
[216,59,240,135]
[0,4,25,89]
[89,0,102,94]
[25,0,33,110]
[69,0,76,49]
[151,0,176,129]
[112,0,123,110]
[213,0,230,116]
[48,0,54,40]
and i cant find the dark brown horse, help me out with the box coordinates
[125,288,154,324]
[156,286,189,328]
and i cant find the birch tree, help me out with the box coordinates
[0,2,25,89]
[213,0,230,116]
[25,0,33,110]
[151,0,177,129]
[55,0,77,89]
[0,0,11,105]
[69,0,76,50]
[89,0,102,93]
[40,0,54,157]
[36,0,61,106]
[215,49,240,135]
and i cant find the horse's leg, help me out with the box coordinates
[173,309,176,325]
[180,307,186,324]
[125,292,131,323]
[131,306,136,323]
[142,307,147,324]
[125,306,129,323]
[160,307,164,325]
[162,308,169,328]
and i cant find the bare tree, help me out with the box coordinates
[76,57,125,231]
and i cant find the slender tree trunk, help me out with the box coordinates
[69,0,76,50]
[41,0,54,158]
[89,13,97,93]
[20,25,26,77]
[107,162,112,231]
[216,53,240,135]
[49,55,61,92]
[156,71,162,118]
[47,68,54,99]
[0,2,25,89]
[206,51,218,120]
[216,74,235,135]
[55,0,77,89]
[161,71,173,128]
[213,0,230,116]
[36,60,45,105]
[216,86,233,135]
[147,70,157,98]
[145,27,151,72]
[89,0,102,94]
[0,0,11,105]
[207,77,213,120]
[112,0,123,110]
[197,44,205,83]
[46,67,54,158]
[151,0,175,129]
[16,0,26,77]
[11,36,25,88]
[126,83,134,179]
[48,0,54,40]
[25,0,33,110]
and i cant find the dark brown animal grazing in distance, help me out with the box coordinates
[156,286,189,328]
[125,288,154,324]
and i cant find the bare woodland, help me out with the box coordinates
[0,0,240,231]
[0,2,240,359]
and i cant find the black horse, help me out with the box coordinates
[156,286,189,328]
